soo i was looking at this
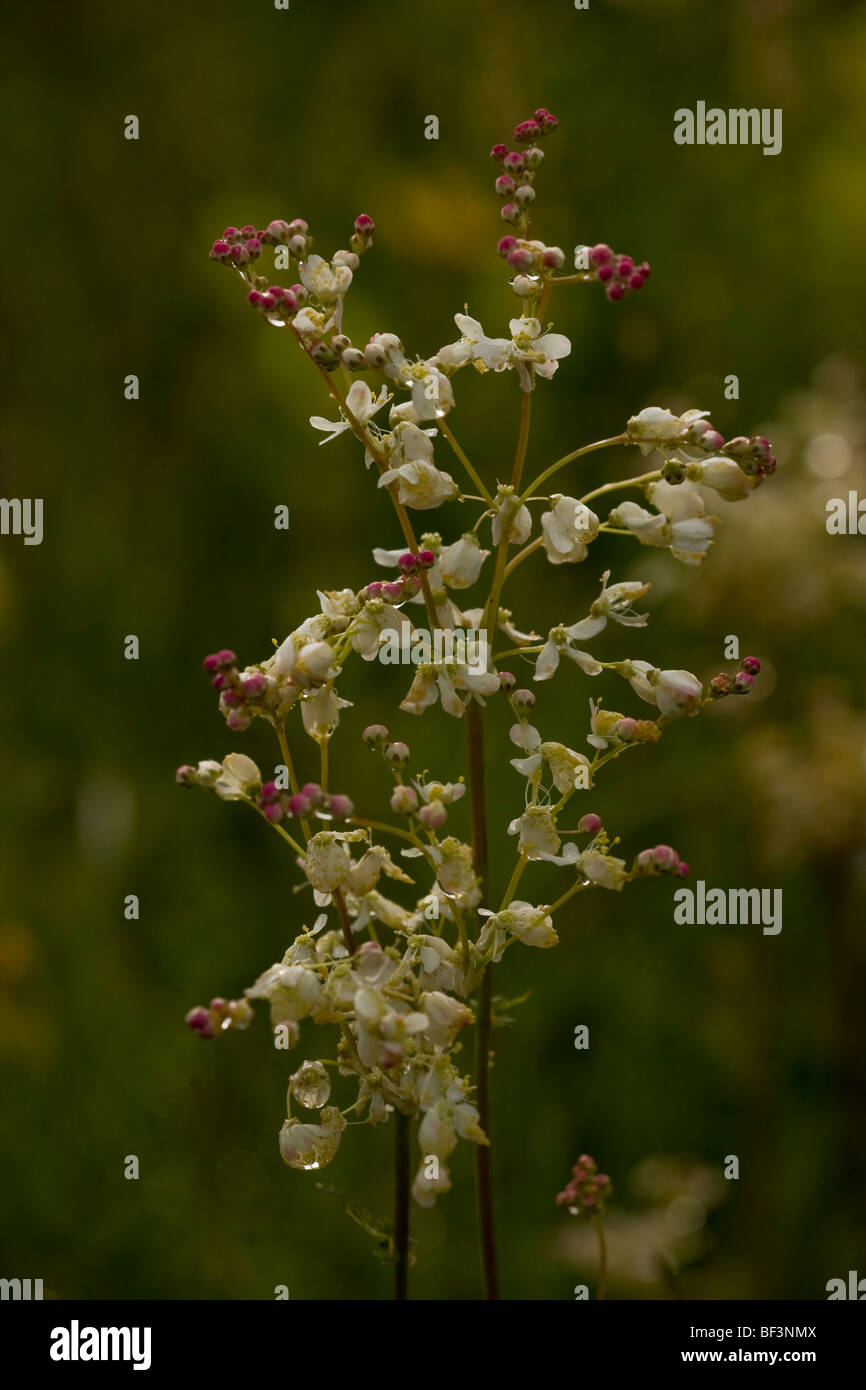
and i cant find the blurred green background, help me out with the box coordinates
[2,0,865,1300]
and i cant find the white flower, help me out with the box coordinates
[580,850,628,891]
[348,597,405,661]
[419,991,472,1047]
[400,661,499,718]
[689,456,754,501]
[438,533,490,588]
[301,686,352,741]
[626,406,709,454]
[480,900,558,949]
[442,313,571,392]
[317,588,361,627]
[534,625,603,682]
[612,483,715,566]
[299,253,353,304]
[310,382,389,444]
[434,837,479,900]
[491,485,532,546]
[507,806,561,860]
[622,662,703,716]
[541,741,591,793]
[540,496,600,564]
[212,752,261,801]
[385,354,455,423]
[279,1106,346,1170]
[379,460,457,509]
[246,962,322,1024]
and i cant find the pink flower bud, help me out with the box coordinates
[515,184,536,206]
[301,782,325,807]
[288,793,312,816]
[497,235,518,257]
[500,203,520,224]
[597,264,614,282]
[418,800,447,830]
[225,708,252,731]
[382,581,404,601]
[354,213,375,234]
[264,802,285,822]
[229,244,249,264]
[260,781,279,803]
[507,247,533,270]
[397,552,417,573]
[223,227,239,240]
[391,785,419,815]
[589,244,613,266]
[490,143,508,161]
[503,151,525,174]
[740,656,761,675]
[605,283,624,301]
[578,813,602,835]
[733,671,755,693]
[495,175,516,197]
[210,239,230,260]
[365,580,384,598]
[677,862,690,877]
[266,219,291,244]
[217,649,236,667]
[247,290,263,307]
[176,765,195,784]
[616,255,634,276]
[542,247,565,270]
[242,672,267,697]
[498,671,516,693]
[401,575,421,598]
[652,844,678,870]
[328,794,354,819]
[220,689,245,708]
[512,688,536,711]
[416,549,436,569]
[628,272,645,290]
[185,1006,215,1039]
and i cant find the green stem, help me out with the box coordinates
[440,421,493,504]
[594,1216,608,1300]
[579,469,661,506]
[521,435,626,503]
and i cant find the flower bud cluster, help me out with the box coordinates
[490,109,558,230]
[185,995,254,1040]
[258,778,353,825]
[708,655,761,698]
[556,1154,612,1218]
[576,242,652,302]
[631,843,690,878]
[202,648,295,731]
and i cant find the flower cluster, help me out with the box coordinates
[183,110,778,1261]
[556,1154,613,1219]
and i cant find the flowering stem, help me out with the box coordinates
[274,721,312,841]
[393,1110,411,1300]
[579,468,661,506]
[320,740,329,793]
[465,699,500,1300]
[440,421,493,504]
[499,853,527,912]
[521,434,627,503]
[594,1216,608,1300]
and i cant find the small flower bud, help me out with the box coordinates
[507,247,534,270]
[391,785,419,815]
[495,174,516,197]
[288,793,312,816]
[365,342,387,368]
[210,239,231,261]
[327,794,354,819]
[498,671,516,693]
[397,552,417,574]
[416,549,436,569]
[503,151,525,174]
[497,235,518,257]
[266,219,291,244]
[225,708,253,732]
[364,581,384,598]
[578,813,602,835]
[541,246,565,270]
[500,202,520,224]
[676,862,691,877]
[524,146,545,168]
[418,800,447,830]
[185,1006,216,1039]
[401,575,421,598]
[353,213,375,235]
[662,459,687,484]
[490,143,508,161]
[300,782,325,808]
[382,581,404,601]
[605,283,624,301]
[341,347,367,371]
[512,688,536,712]
[709,673,734,697]
[384,741,410,766]
[597,264,614,282]
[740,656,761,675]
[589,243,613,266]
[515,184,536,206]
[733,671,755,693]
[242,672,267,697]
